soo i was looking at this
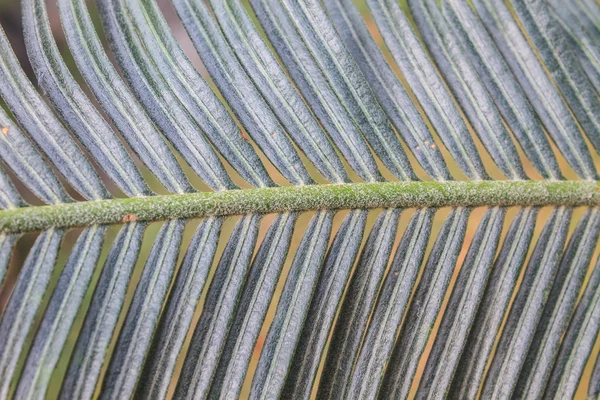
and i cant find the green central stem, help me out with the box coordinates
[1,180,598,233]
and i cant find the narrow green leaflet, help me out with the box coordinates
[379,208,470,399]
[270,0,415,181]
[589,344,600,399]
[60,223,145,400]
[121,0,273,189]
[22,0,149,197]
[443,0,562,180]
[0,167,23,210]
[509,0,600,155]
[410,0,525,180]
[325,0,450,181]
[249,0,383,182]
[0,229,64,399]
[100,220,185,399]
[482,207,572,398]
[348,209,434,399]
[0,168,20,284]
[0,0,599,398]
[318,209,400,399]
[416,207,505,398]
[96,0,237,191]
[0,231,18,288]
[283,210,367,399]
[546,255,600,399]
[0,109,70,204]
[15,225,107,399]
[576,0,600,27]
[580,51,600,95]
[175,215,260,399]
[472,0,597,180]
[171,0,312,186]
[211,0,348,184]
[450,207,538,399]
[211,213,297,399]
[515,208,600,398]
[0,27,107,200]
[367,0,488,180]
[57,0,192,194]
[549,0,600,96]
[250,211,333,399]
[138,217,223,400]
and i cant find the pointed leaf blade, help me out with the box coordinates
[250,210,333,399]
[0,229,64,399]
[15,225,107,399]
[348,208,434,399]
[138,217,224,399]
[60,222,145,400]
[175,214,261,398]
[317,208,401,399]
[282,209,368,399]
[212,213,297,399]
[100,219,185,399]
[380,208,470,399]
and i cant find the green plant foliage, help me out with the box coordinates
[0,0,599,399]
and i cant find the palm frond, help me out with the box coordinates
[0,0,599,399]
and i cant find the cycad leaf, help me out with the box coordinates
[416,207,505,398]
[283,210,367,399]
[137,217,222,399]
[442,0,562,180]
[0,171,19,282]
[251,210,333,399]
[122,0,274,189]
[509,0,600,154]
[580,51,600,95]
[211,213,296,399]
[547,254,600,399]
[211,0,348,184]
[273,0,415,181]
[0,229,64,399]
[171,0,311,186]
[0,1,599,398]
[577,0,600,27]
[450,207,538,399]
[409,0,526,180]
[482,207,572,398]
[379,208,470,399]
[22,0,149,197]
[367,0,488,180]
[324,0,450,181]
[348,208,434,399]
[0,232,18,287]
[57,0,192,194]
[249,0,383,182]
[0,109,70,204]
[589,339,600,399]
[100,219,185,399]
[60,222,145,400]
[549,0,600,96]
[516,208,600,398]
[318,208,400,399]
[472,0,597,180]
[0,27,107,201]
[0,167,24,210]
[175,214,260,398]
[96,0,239,191]
[15,225,107,399]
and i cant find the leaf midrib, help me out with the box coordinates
[1,181,598,234]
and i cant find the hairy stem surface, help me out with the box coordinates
[1,181,599,233]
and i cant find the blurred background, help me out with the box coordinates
[0,0,598,399]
